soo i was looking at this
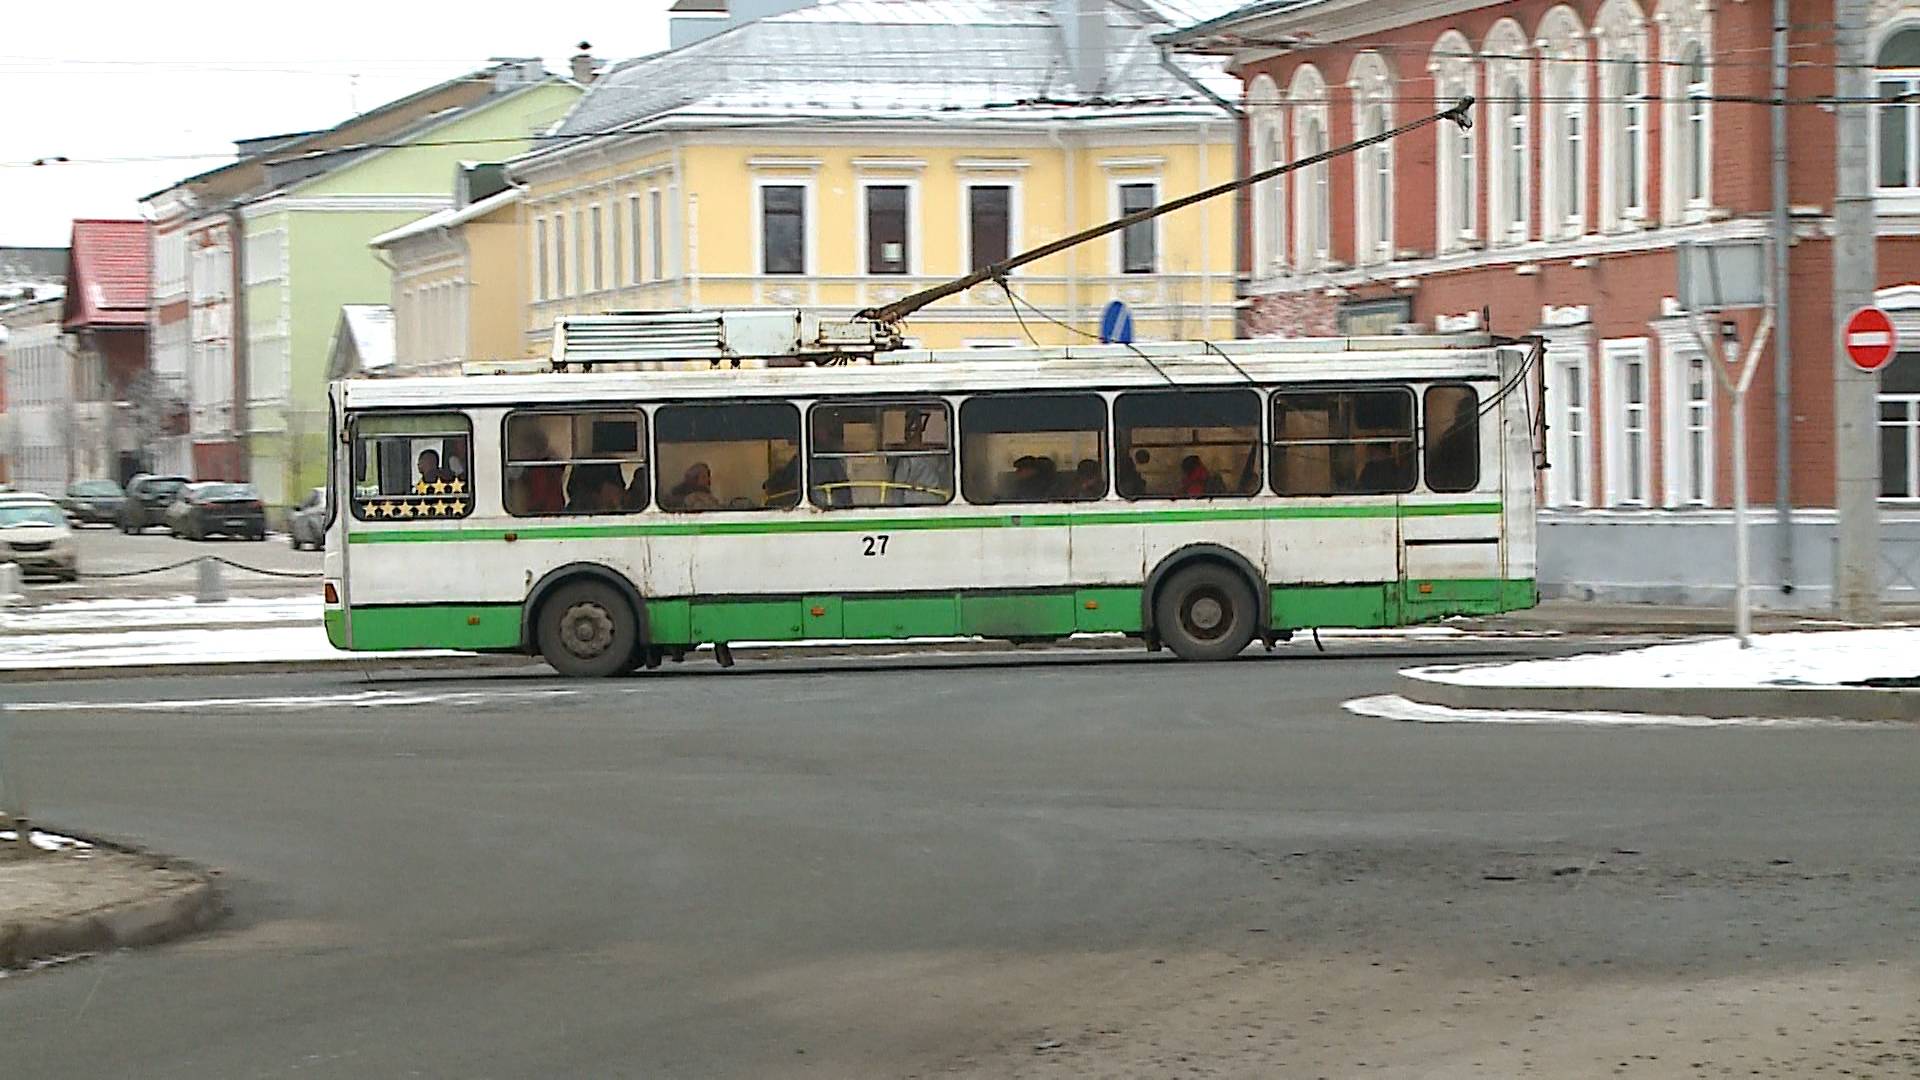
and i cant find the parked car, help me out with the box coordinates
[165,482,267,541]
[0,494,79,581]
[289,487,329,551]
[58,478,126,526]
[119,473,191,534]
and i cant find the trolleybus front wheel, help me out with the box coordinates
[1153,563,1257,661]
[536,580,640,678]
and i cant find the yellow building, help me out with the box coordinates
[500,0,1238,356]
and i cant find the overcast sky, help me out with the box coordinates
[0,1,673,248]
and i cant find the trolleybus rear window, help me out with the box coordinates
[1270,389,1417,496]
[1422,385,1480,493]
[655,402,802,512]
[959,392,1107,504]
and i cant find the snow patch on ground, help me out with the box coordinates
[0,829,93,852]
[1344,693,1874,729]
[5,687,582,714]
[0,625,453,670]
[1411,628,1920,690]
[0,595,319,633]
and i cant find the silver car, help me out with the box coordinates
[0,494,80,581]
[289,487,329,551]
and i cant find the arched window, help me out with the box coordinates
[1485,19,1531,245]
[1597,0,1650,229]
[1683,46,1708,203]
[1538,6,1587,238]
[1247,75,1285,278]
[1349,52,1394,265]
[1875,26,1920,192]
[1289,65,1331,271]
[1431,31,1478,252]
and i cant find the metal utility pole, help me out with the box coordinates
[1833,0,1881,621]
[1770,0,1794,596]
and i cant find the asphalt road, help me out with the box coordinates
[40,523,318,600]
[2,646,1917,1078]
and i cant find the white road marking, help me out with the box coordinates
[1343,693,1872,729]
[5,687,583,714]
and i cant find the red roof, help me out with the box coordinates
[63,219,150,330]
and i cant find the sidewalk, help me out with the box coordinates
[1457,597,1920,636]
[0,829,221,971]
[1365,626,1920,725]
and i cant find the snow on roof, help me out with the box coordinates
[556,0,1233,138]
[368,188,522,250]
[1154,0,1329,47]
[338,305,396,375]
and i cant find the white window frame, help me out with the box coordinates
[649,188,666,282]
[1873,24,1920,210]
[1430,34,1477,253]
[571,208,586,297]
[1548,343,1592,507]
[752,177,815,277]
[627,193,643,285]
[1597,0,1651,231]
[1602,337,1654,506]
[589,203,605,294]
[1349,52,1394,267]
[1544,66,1588,238]
[1109,177,1163,275]
[1662,17,1714,223]
[960,178,1023,276]
[551,213,567,298]
[857,177,921,278]
[533,217,550,301]
[1662,339,1714,507]
[1248,74,1286,275]
[609,199,623,293]
[1288,64,1331,271]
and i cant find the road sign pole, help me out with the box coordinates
[1834,0,1881,622]
[1693,311,1773,648]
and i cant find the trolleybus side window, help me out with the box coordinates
[504,409,649,516]
[655,402,802,512]
[1114,389,1262,499]
[349,413,474,521]
[809,400,954,508]
[959,392,1107,504]
[1270,388,1417,496]
[1422,384,1480,493]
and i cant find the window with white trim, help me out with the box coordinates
[1664,341,1714,506]
[1432,32,1477,252]
[1598,0,1650,229]
[1289,64,1330,271]
[650,189,665,281]
[609,200,623,291]
[1350,52,1394,266]
[552,214,567,297]
[1248,75,1285,275]
[535,217,550,301]
[589,204,605,293]
[1548,345,1591,507]
[1539,7,1589,239]
[1876,27,1920,194]
[966,183,1013,271]
[571,209,586,296]
[760,184,807,275]
[1681,44,1710,209]
[1603,338,1653,506]
[1881,351,1920,500]
[1118,181,1157,274]
[627,194,642,285]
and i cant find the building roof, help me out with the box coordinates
[1153,0,1331,49]
[368,187,522,250]
[329,305,396,379]
[62,220,149,330]
[551,0,1234,140]
[669,0,728,11]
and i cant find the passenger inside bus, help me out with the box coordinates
[888,408,948,505]
[507,428,566,513]
[1071,458,1105,499]
[1116,449,1149,497]
[1008,456,1057,501]
[666,463,721,510]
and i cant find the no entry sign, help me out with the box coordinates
[1843,306,1898,372]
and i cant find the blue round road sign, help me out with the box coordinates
[1099,300,1135,345]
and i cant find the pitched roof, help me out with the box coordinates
[62,220,149,330]
[368,187,522,250]
[551,0,1233,139]
[1153,0,1330,48]
[329,305,396,379]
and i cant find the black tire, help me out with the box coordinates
[536,580,640,678]
[1152,563,1259,661]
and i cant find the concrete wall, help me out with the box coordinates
[1539,509,1920,608]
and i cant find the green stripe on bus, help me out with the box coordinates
[345,501,1504,545]
[324,579,1537,652]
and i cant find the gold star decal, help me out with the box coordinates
[449,478,465,494]
[412,481,429,495]
[450,500,468,516]
[430,480,448,495]
[396,502,416,518]
[372,502,391,518]
[428,500,447,517]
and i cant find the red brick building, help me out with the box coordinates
[1168,0,1920,607]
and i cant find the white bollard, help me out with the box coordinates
[0,562,21,607]
[195,558,227,604]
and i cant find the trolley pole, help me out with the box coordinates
[1833,0,1881,621]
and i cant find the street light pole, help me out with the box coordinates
[1833,0,1881,621]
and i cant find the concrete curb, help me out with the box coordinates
[1397,666,1920,722]
[0,653,543,684]
[0,836,225,971]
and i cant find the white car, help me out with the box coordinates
[0,494,79,582]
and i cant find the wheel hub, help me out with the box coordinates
[1185,591,1228,638]
[560,602,615,659]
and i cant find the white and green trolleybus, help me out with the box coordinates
[322,312,1541,676]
